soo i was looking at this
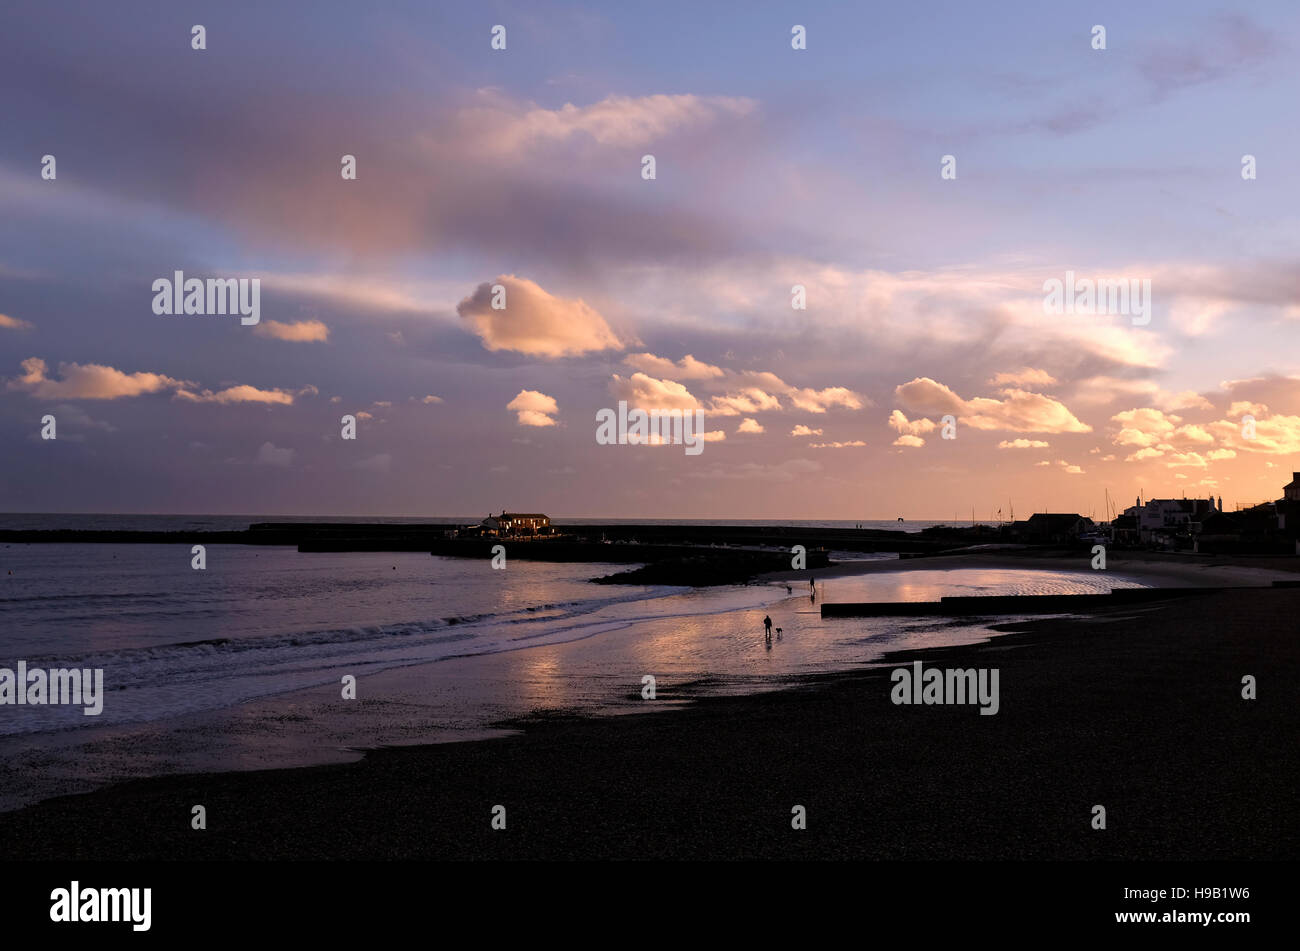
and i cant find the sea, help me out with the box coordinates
[0,513,1150,811]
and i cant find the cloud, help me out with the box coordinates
[0,313,33,330]
[623,353,724,379]
[420,395,444,404]
[706,387,781,416]
[256,442,294,467]
[1108,408,1214,451]
[1227,400,1267,417]
[1163,452,1208,469]
[461,92,759,154]
[888,410,936,436]
[786,385,864,414]
[736,418,764,434]
[811,440,866,448]
[998,438,1049,449]
[990,368,1056,387]
[7,357,183,400]
[1207,414,1300,454]
[175,384,296,405]
[1111,407,1180,447]
[896,377,1091,433]
[609,373,701,411]
[790,425,823,436]
[458,275,623,357]
[892,434,925,448]
[607,366,861,420]
[691,370,866,417]
[507,389,559,427]
[253,319,330,342]
[7,357,303,407]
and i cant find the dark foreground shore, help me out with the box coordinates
[2,587,1295,860]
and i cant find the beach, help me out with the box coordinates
[0,541,1235,812]
[0,551,1294,860]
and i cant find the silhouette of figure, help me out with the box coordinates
[786,584,792,594]
[763,614,773,648]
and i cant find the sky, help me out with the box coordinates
[2,0,1299,519]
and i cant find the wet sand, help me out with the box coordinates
[767,546,1300,587]
[1,585,1293,860]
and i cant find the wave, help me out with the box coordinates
[13,586,692,672]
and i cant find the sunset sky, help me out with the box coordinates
[3,0,1299,519]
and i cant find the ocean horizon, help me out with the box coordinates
[0,512,968,533]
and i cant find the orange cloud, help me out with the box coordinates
[609,373,701,411]
[7,357,184,400]
[998,439,1050,449]
[896,377,1090,433]
[623,353,724,380]
[459,275,623,357]
[254,319,330,342]
[990,368,1056,387]
[888,410,936,436]
[507,389,559,427]
[175,384,296,405]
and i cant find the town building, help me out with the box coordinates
[1008,513,1094,544]
[1121,497,1219,546]
[478,511,552,537]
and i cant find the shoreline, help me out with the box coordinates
[0,548,1290,817]
[1,583,1294,860]
[765,547,1300,587]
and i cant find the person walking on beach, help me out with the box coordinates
[763,614,773,647]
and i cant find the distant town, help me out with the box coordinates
[924,472,1300,555]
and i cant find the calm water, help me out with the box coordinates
[0,512,955,532]
[0,516,1150,811]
